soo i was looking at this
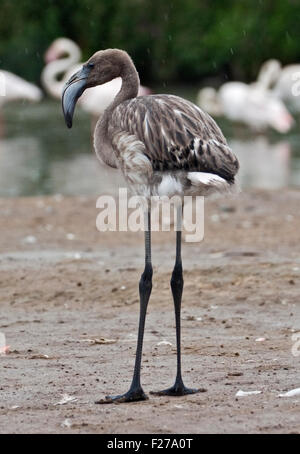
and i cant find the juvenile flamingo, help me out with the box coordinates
[62,49,239,403]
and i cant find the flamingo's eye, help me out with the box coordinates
[87,62,94,69]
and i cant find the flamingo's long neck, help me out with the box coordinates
[112,61,140,109]
[41,43,81,99]
[257,60,281,90]
[97,55,139,135]
[94,54,140,167]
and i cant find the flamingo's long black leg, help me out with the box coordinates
[151,204,199,396]
[96,209,152,403]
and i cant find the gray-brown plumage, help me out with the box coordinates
[109,94,238,182]
[62,48,240,404]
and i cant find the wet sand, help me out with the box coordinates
[0,189,299,434]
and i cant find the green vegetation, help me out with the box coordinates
[0,0,300,85]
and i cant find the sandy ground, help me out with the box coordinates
[0,189,300,434]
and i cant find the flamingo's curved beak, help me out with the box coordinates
[62,65,92,128]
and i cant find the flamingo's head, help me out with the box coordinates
[62,49,136,128]
[265,96,294,133]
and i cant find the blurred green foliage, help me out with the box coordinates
[0,0,300,85]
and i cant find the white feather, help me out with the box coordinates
[187,172,237,196]
[188,172,227,186]
[157,175,183,196]
[194,138,201,151]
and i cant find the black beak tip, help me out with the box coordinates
[62,104,73,129]
[65,114,73,129]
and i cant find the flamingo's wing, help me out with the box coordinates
[110,94,239,182]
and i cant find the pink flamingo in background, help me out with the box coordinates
[197,80,294,134]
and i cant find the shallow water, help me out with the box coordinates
[1,91,300,197]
